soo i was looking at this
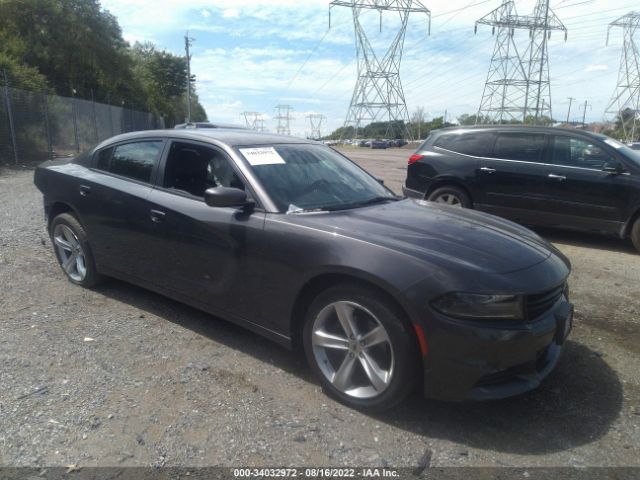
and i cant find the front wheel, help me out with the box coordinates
[302,284,419,412]
[631,217,640,253]
[50,213,101,288]
[427,186,471,208]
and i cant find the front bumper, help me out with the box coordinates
[421,294,573,401]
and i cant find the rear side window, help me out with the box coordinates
[97,141,163,183]
[96,147,114,170]
[433,132,495,157]
[492,133,545,163]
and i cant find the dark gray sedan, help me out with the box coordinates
[34,129,573,411]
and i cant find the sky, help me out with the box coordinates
[100,0,638,136]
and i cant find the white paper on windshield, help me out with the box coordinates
[604,138,623,149]
[240,147,286,166]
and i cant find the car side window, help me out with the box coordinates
[163,142,244,198]
[96,147,114,170]
[433,132,495,157]
[97,141,162,183]
[551,136,614,170]
[492,133,545,163]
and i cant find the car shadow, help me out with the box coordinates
[532,226,636,254]
[96,278,623,456]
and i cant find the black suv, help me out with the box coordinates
[403,126,640,251]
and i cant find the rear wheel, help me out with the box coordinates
[303,283,419,412]
[631,217,640,253]
[427,186,471,208]
[50,213,100,287]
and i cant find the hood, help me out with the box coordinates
[288,199,561,274]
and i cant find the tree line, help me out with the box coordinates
[0,0,207,126]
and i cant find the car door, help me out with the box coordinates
[474,131,549,221]
[544,134,633,233]
[145,140,267,322]
[78,139,165,278]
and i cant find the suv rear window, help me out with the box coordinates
[433,132,495,157]
[492,133,545,162]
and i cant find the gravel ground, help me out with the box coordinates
[1,150,639,469]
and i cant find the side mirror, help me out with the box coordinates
[602,161,624,174]
[204,187,250,208]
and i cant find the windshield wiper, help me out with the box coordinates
[324,196,400,211]
[287,204,329,214]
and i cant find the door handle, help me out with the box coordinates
[150,209,166,223]
[479,167,496,173]
[548,173,566,181]
[79,185,92,196]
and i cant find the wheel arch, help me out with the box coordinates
[425,177,474,205]
[289,270,423,354]
[47,201,82,232]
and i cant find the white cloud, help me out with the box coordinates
[100,0,632,130]
[222,8,239,18]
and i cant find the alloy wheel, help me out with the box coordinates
[433,193,463,207]
[53,224,87,282]
[311,301,395,399]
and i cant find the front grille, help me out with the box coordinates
[526,284,565,321]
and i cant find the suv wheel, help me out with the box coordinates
[302,283,418,412]
[427,186,471,208]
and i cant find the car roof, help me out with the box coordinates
[432,125,607,141]
[94,129,315,150]
[173,122,248,129]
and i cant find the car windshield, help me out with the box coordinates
[238,144,396,213]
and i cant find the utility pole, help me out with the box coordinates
[184,32,194,123]
[475,0,567,124]
[242,111,264,130]
[566,97,575,124]
[306,113,326,140]
[274,105,294,136]
[605,12,640,142]
[329,1,431,140]
[581,100,591,127]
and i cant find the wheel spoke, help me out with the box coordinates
[63,253,77,273]
[312,330,349,350]
[446,195,454,205]
[332,353,357,391]
[75,255,86,277]
[54,236,72,251]
[335,302,358,338]
[360,326,389,349]
[359,351,389,392]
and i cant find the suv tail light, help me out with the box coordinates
[408,154,424,165]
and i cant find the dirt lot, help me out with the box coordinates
[1,149,639,469]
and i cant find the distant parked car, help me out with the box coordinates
[370,140,388,149]
[33,128,573,411]
[394,139,408,147]
[174,122,247,130]
[404,126,640,252]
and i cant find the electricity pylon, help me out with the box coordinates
[307,114,326,140]
[329,1,431,139]
[475,0,566,124]
[274,105,294,136]
[242,111,264,130]
[605,12,640,142]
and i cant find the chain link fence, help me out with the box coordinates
[0,82,165,165]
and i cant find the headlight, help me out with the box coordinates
[431,293,524,320]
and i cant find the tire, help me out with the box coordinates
[49,213,101,288]
[302,283,419,412]
[427,186,471,208]
[631,217,640,253]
